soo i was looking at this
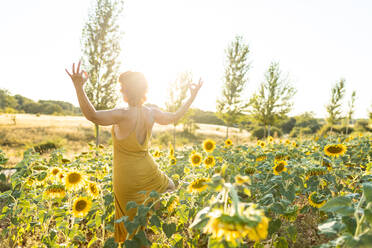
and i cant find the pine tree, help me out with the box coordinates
[217,36,250,138]
[248,62,296,137]
[81,0,124,146]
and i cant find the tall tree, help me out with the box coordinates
[217,36,250,138]
[248,62,296,137]
[165,72,192,148]
[326,78,346,128]
[345,90,356,134]
[81,0,124,146]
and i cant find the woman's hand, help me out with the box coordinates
[65,61,88,88]
[189,78,203,98]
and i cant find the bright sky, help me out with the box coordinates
[0,0,371,118]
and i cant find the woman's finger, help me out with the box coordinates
[76,61,81,74]
[72,63,75,74]
[65,69,72,78]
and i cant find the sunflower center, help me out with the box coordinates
[205,157,213,164]
[192,156,201,164]
[90,185,97,194]
[75,200,87,211]
[276,163,285,172]
[205,142,213,150]
[52,169,60,175]
[68,173,81,184]
[193,179,207,188]
[326,146,343,154]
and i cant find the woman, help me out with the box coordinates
[65,61,203,244]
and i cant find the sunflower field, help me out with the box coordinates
[1,134,372,247]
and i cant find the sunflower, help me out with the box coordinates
[267,136,274,143]
[187,178,210,193]
[87,181,100,198]
[184,167,191,174]
[308,192,326,208]
[167,195,179,213]
[324,144,347,157]
[257,140,266,149]
[273,160,287,175]
[65,171,84,190]
[224,138,233,147]
[256,154,267,162]
[190,153,203,166]
[50,167,61,177]
[245,166,256,175]
[235,175,250,185]
[169,156,177,166]
[285,139,291,145]
[45,184,66,198]
[292,141,298,148]
[153,150,161,158]
[204,155,216,168]
[203,205,269,244]
[72,197,92,218]
[203,139,216,153]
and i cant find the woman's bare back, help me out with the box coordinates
[113,106,154,145]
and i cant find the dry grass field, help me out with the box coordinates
[0,114,250,167]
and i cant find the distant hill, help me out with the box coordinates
[0,89,81,116]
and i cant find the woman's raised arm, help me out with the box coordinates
[65,61,126,126]
[153,78,203,125]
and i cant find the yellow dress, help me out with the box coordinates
[112,107,169,243]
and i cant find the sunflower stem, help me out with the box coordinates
[354,194,365,237]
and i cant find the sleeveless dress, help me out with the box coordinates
[111,107,170,243]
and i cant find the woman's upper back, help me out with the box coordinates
[112,106,154,150]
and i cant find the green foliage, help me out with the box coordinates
[251,126,282,139]
[280,117,296,134]
[248,62,296,137]
[217,36,250,137]
[326,78,346,126]
[0,89,81,115]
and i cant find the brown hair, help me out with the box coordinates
[119,71,148,106]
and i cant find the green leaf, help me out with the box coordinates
[162,223,177,238]
[126,201,137,211]
[318,220,342,236]
[364,209,372,225]
[287,225,297,242]
[124,239,140,248]
[124,220,139,235]
[149,191,160,199]
[87,237,97,248]
[363,183,372,203]
[150,215,161,227]
[268,218,281,235]
[274,237,288,248]
[342,216,356,235]
[134,230,150,246]
[320,196,352,213]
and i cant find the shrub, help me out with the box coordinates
[289,127,313,138]
[251,126,282,139]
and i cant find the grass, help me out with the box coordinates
[0,114,250,167]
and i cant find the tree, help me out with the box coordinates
[248,62,296,137]
[81,0,124,146]
[345,90,356,134]
[326,78,346,128]
[217,36,250,138]
[165,71,191,148]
